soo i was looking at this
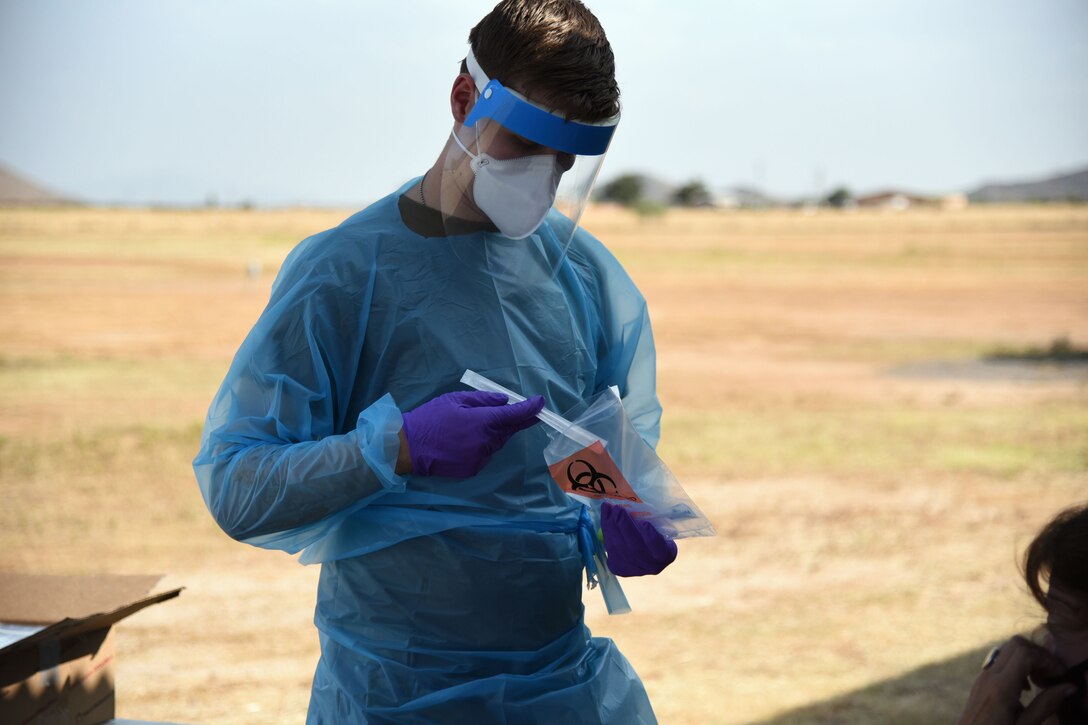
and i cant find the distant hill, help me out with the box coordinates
[0,164,79,205]
[968,166,1088,203]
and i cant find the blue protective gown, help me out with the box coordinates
[194,178,662,724]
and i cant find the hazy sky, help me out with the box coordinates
[1,0,1086,206]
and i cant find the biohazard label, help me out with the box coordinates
[547,441,643,503]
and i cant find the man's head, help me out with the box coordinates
[465,0,619,122]
[431,0,619,249]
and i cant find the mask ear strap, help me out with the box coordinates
[451,129,477,159]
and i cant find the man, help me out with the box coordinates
[194,1,675,721]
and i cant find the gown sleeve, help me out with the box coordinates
[192,231,407,553]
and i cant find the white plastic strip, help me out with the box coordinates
[465,46,490,93]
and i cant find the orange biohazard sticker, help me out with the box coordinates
[547,441,643,503]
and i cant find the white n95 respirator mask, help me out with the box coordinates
[451,130,563,240]
[434,45,618,276]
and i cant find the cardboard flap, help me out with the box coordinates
[0,574,182,661]
[0,574,165,624]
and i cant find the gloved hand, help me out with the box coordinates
[601,502,677,577]
[401,391,545,478]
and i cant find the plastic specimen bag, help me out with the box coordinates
[542,388,717,540]
[461,371,716,614]
[460,370,715,538]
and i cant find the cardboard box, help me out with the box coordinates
[0,574,182,725]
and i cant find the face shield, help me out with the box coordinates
[434,47,618,280]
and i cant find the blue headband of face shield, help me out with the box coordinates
[462,48,619,156]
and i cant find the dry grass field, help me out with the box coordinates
[1,202,1086,724]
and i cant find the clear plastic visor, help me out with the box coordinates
[433,71,616,278]
[434,117,608,281]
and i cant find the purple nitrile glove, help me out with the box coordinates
[401,390,545,478]
[601,501,678,577]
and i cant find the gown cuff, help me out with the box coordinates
[355,393,409,493]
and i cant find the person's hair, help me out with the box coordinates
[463,0,619,122]
[1023,503,1088,624]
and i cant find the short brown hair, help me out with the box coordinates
[1023,503,1088,624]
[466,0,619,122]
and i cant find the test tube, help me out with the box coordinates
[460,369,605,449]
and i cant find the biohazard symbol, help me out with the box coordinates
[566,458,617,496]
[547,441,643,503]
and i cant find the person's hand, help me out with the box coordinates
[957,635,1077,725]
[600,501,677,577]
[400,391,545,478]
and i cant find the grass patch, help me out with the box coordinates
[0,355,226,398]
[0,422,203,483]
[986,335,1088,363]
[660,401,1088,479]
[0,422,210,555]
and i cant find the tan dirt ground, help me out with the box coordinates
[1,204,1086,723]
